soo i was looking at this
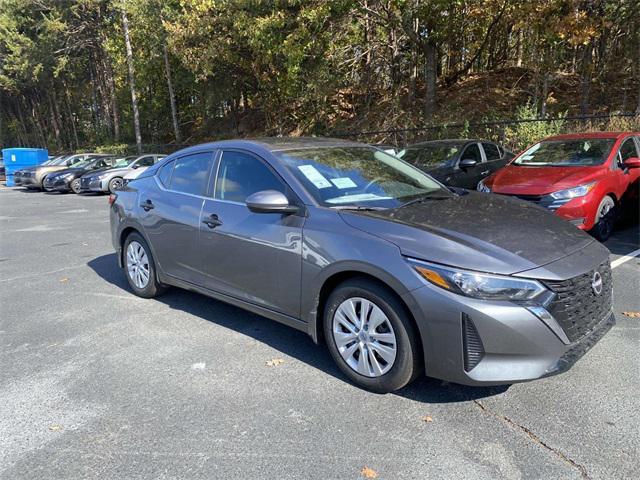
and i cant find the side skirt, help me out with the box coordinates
[161,273,309,335]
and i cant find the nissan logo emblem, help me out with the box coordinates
[591,271,603,296]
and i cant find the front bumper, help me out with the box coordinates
[403,282,614,386]
[79,176,108,193]
[43,177,71,192]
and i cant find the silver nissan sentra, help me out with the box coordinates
[109,138,614,393]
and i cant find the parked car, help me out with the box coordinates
[79,154,165,194]
[110,138,613,393]
[43,156,118,193]
[13,155,67,186]
[22,153,111,190]
[478,132,640,241]
[396,139,514,189]
[0,157,5,182]
[121,155,166,186]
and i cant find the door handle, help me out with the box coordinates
[202,213,223,229]
[140,199,154,211]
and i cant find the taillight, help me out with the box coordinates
[108,193,118,205]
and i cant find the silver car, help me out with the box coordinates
[79,154,165,194]
[109,138,613,393]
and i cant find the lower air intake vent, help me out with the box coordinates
[462,314,484,372]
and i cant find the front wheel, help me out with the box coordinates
[591,196,616,242]
[323,278,422,393]
[70,178,81,194]
[123,232,167,298]
[108,177,124,194]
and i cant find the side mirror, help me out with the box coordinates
[459,158,478,169]
[622,157,640,169]
[246,190,298,214]
[65,160,73,166]
[131,164,140,169]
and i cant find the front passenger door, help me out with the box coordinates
[450,143,484,188]
[198,150,304,317]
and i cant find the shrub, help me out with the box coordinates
[503,102,566,152]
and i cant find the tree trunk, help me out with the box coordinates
[580,43,593,116]
[516,29,523,67]
[64,83,79,149]
[122,8,142,153]
[163,43,181,143]
[424,41,437,121]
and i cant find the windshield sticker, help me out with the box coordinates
[330,177,357,189]
[298,165,332,189]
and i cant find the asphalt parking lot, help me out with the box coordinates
[0,186,638,480]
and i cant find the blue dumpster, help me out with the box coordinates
[2,148,49,186]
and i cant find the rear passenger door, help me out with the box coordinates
[140,151,214,284]
[198,149,304,317]
[481,142,508,176]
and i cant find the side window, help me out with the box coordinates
[169,153,212,195]
[214,150,285,203]
[154,156,166,164]
[94,159,108,168]
[137,156,155,167]
[158,160,174,188]
[460,143,482,164]
[482,143,501,161]
[619,138,638,163]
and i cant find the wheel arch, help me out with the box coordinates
[308,268,423,357]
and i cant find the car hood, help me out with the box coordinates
[339,191,596,275]
[486,164,603,195]
[123,166,149,179]
[35,165,69,174]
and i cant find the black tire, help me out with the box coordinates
[323,278,422,393]
[123,232,167,298]
[590,195,616,242]
[108,177,124,194]
[70,178,81,194]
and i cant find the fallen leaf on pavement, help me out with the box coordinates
[48,424,63,431]
[59,277,69,283]
[422,415,433,423]
[622,311,640,318]
[361,466,378,479]
[265,358,284,367]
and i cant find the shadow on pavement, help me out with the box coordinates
[88,253,507,404]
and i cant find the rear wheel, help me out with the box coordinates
[70,178,81,194]
[108,177,123,194]
[123,232,166,298]
[591,196,616,241]
[323,278,421,393]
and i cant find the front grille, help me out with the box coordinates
[500,193,569,211]
[462,314,484,371]
[544,261,613,343]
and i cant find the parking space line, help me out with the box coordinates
[611,248,640,269]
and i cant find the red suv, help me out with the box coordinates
[478,132,640,240]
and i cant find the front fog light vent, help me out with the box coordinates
[462,314,484,372]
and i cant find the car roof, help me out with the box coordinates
[544,132,638,141]
[406,139,486,148]
[174,137,365,154]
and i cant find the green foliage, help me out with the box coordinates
[504,102,566,152]
[94,143,128,154]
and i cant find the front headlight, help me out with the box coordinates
[477,179,491,193]
[550,182,596,200]
[408,258,546,301]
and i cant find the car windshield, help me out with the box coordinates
[514,139,615,166]
[50,155,72,165]
[112,156,138,168]
[276,146,450,208]
[71,158,94,168]
[397,144,461,168]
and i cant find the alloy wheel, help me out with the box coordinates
[126,241,150,289]
[332,297,397,377]
[110,178,123,192]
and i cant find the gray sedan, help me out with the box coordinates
[79,154,165,194]
[109,138,613,393]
